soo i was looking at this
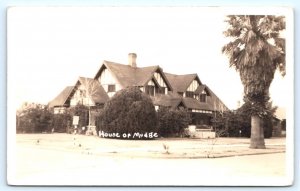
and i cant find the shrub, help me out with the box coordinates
[97,87,158,138]
[51,112,72,133]
[16,104,53,133]
[157,107,191,137]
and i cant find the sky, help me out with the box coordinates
[7,7,291,112]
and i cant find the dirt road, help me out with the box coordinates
[8,134,291,186]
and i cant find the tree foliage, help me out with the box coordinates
[222,15,285,148]
[213,101,277,138]
[222,15,285,116]
[157,107,191,137]
[16,103,89,134]
[51,112,72,133]
[97,87,158,138]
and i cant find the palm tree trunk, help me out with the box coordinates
[250,115,266,149]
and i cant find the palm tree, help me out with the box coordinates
[222,15,285,149]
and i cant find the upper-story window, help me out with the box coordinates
[155,87,165,95]
[186,91,194,98]
[200,93,206,102]
[108,84,116,92]
[145,85,155,96]
[145,80,156,96]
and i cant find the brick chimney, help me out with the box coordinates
[128,53,137,67]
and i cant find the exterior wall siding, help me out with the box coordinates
[70,84,95,106]
[98,68,122,97]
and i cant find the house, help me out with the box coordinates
[49,77,109,114]
[49,53,228,128]
[165,73,228,124]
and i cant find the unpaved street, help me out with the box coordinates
[8,134,291,186]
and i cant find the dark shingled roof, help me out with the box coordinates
[151,93,182,109]
[48,86,74,107]
[49,77,109,108]
[182,97,213,111]
[205,86,229,112]
[164,72,228,112]
[95,60,172,90]
[50,59,228,112]
[164,73,199,92]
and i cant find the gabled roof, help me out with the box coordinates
[96,61,137,87]
[181,97,213,111]
[49,77,109,108]
[195,85,211,96]
[77,77,109,104]
[152,93,216,111]
[94,60,172,90]
[204,85,229,112]
[164,73,201,93]
[151,93,182,109]
[48,86,74,107]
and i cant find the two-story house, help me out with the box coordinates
[49,53,228,128]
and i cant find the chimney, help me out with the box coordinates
[128,53,137,67]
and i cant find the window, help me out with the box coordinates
[200,94,206,102]
[155,87,165,95]
[145,85,155,96]
[108,84,116,92]
[178,92,184,97]
[186,91,194,98]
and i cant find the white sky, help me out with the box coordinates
[7,7,290,110]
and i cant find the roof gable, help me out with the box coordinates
[77,77,109,104]
[48,86,74,107]
[95,61,137,88]
[94,61,172,90]
[137,67,173,91]
[165,73,201,93]
[195,85,211,96]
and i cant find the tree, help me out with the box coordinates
[222,15,285,148]
[78,77,101,128]
[16,103,53,133]
[97,87,158,139]
[51,111,72,133]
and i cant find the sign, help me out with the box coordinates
[73,116,79,125]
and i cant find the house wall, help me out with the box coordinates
[154,72,168,94]
[53,107,66,114]
[185,80,200,99]
[187,80,199,92]
[98,68,122,97]
[70,84,95,106]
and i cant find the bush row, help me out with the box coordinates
[16,88,192,138]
